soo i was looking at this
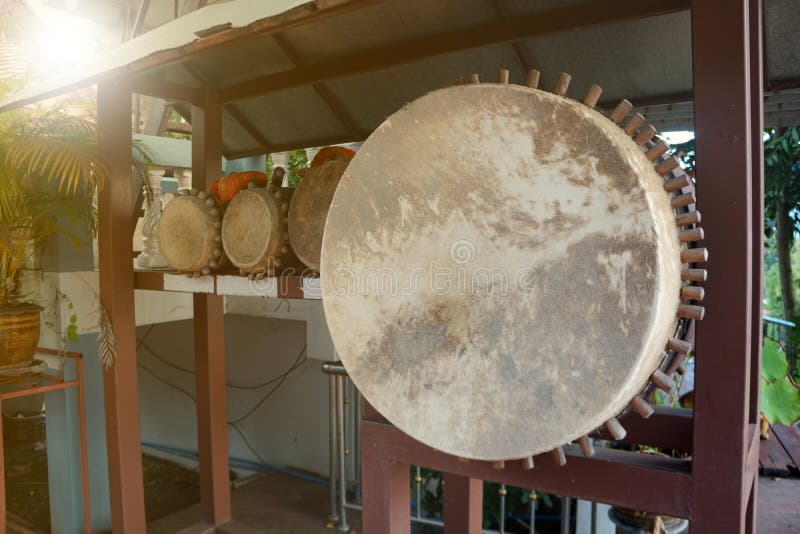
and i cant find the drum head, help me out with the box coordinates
[222,190,274,270]
[289,160,349,271]
[158,196,213,271]
[321,85,682,460]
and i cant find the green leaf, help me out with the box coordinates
[66,324,78,342]
[761,377,800,425]
[69,313,77,324]
[763,339,789,380]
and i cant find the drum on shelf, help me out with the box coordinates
[288,159,350,271]
[157,189,224,276]
[320,70,706,463]
[221,177,306,277]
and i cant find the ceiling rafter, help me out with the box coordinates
[488,0,532,72]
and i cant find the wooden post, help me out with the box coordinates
[97,80,147,532]
[191,91,232,526]
[362,447,410,534]
[443,474,483,534]
[690,1,757,531]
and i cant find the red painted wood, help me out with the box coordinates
[443,474,483,534]
[361,435,411,534]
[192,92,232,526]
[363,420,692,518]
[759,428,792,476]
[690,0,758,531]
[97,80,147,533]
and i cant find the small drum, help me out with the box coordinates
[158,189,224,275]
[221,182,306,276]
[321,79,706,462]
[288,159,350,271]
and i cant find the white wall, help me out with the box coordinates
[136,312,350,478]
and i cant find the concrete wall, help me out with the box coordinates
[136,312,348,479]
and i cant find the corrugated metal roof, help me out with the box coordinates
[2,0,799,156]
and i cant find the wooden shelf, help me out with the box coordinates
[133,270,321,300]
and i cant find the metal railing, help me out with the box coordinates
[763,315,796,354]
[323,361,568,534]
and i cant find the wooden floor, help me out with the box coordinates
[760,424,800,478]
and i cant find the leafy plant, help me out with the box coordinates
[761,338,800,425]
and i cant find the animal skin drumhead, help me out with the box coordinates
[222,189,274,270]
[320,84,683,461]
[158,196,215,272]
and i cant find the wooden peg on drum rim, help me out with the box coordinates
[551,446,567,466]
[655,156,681,175]
[678,303,705,320]
[577,435,595,457]
[604,418,626,440]
[681,285,705,301]
[645,140,669,161]
[623,113,646,135]
[554,72,571,96]
[668,337,693,354]
[522,456,535,470]
[583,84,603,108]
[681,247,708,263]
[458,457,470,463]
[610,99,633,124]
[671,191,696,209]
[468,73,480,84]
[526,69,541,89]
[492,460,505,470]
[651,369,676,392]
[630,396,654,419]
[456,75,466,85]
[634,125,657,146]
[675,211,701,226]
[682,268,707,282]
[663,175,690,193]
[679,228,704,243]
[498,68,510,84]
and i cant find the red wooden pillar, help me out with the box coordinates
[361,445,410,534]
[746,1,764,530]
[690,0,758,531]
[97,80,147,532]
[192,91,232,526]
[443,474,483,534]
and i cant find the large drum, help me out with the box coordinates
[321,76,706,462]
[222,181,306,277]
[158,189,224,276]
[288,159,350,271]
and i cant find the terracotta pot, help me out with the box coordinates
[0,304,42,369]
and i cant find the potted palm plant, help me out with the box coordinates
[0,87,106,368]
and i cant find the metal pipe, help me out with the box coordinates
[336,375,350,532]
[327,372,339,525]
[529,492,536,534]
[560,496,571,534]
[499,484,507,534]
[322,361,348,376]
[354,389,362,504]
[591,501,598,534]
[415,465,422,518]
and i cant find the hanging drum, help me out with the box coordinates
[320,70,706,464]
[158,188,224,276]
[222,169,306,277]
[288,158,351,271]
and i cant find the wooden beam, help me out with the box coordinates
[488,0,532,71]
[362,420,692,518]
[225,131,369,160]
[690,0,756,531]
[130,76,204,105]
[443,474,483,534]
[129,0,150,40]
[182,61,274,154]
[273,33,362,135]
[219,0,690,102]
[191,91,231,527]
[166,120,192,134]
[97,80,147,533]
